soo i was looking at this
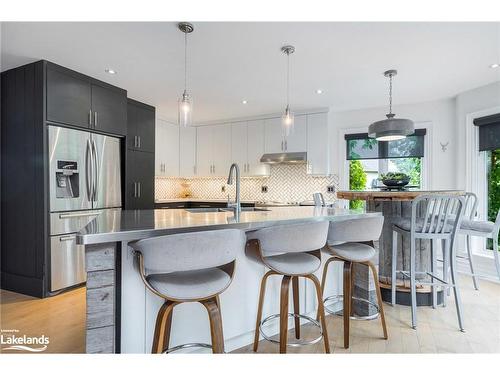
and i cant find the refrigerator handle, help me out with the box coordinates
[91,139,99,202]
[85,139,93,201]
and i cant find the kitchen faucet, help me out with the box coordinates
[226,163,241,215]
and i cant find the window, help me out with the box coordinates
[345,130,426,208]
[474,113,500,250]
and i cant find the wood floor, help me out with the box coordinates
[1,274,499,354]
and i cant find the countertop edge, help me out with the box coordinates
[76,211,382,245]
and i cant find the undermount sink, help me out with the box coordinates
[184,207,270,213]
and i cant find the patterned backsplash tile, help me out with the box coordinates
[155,164,340,203]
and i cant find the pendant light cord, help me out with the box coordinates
[286,51,290,106]
[184,31,188,92]
[388,73,393,115]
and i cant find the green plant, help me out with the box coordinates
[379,172,409,181]
[487,150,500,250]
[349,160,367,209]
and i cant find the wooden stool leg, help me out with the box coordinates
[202,297,225,354]
[306,274,331,353]
[343,261,352,349]
[279,275,291,353]
[317,257,335,321]
[365,261,388,340]
[292,276,300,339]
[152,300,176,353]
[253,270,275,352]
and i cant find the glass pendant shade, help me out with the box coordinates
[281,105,294,137]
[178,90,192,127]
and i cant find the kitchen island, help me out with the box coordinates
[77,206,381,353]
[337,190,464,307]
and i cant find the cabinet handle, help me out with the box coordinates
[89,110,93,126]
[133,182,137,198]
[281,140,283,151]
[59,234,76,242]
[193,165,197,174]
[138,182,141,198]
[134,136,138,148]
[94,111,98,128]
[285,140,287,151]
[213,165,215,174]
[138,136,141,148]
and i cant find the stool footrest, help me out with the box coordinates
[259,313,323,347]
[164,342,213,354]
[324,295,380,321]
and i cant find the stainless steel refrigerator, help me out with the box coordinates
[48,125,122,292]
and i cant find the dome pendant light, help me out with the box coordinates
[281,45,295,137]
[368,69,414,141]
[178,22,194,127]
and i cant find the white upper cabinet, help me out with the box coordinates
[196,125,213,176]
[264,117,284,153]
[212,124,231,176]
[196,124,231,176]
[264,115,306,153]
[247,120,270,176]
[179,126,197,177]
[285,115,307,152]
[230,120,270,176]
[231,122,248,174]
[306,112,330,175]
[155,119,179,177]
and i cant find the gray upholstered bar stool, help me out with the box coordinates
[319,216,388,349]
[391,194,465,331]
[130,229,245,354]
[246,221,330,354]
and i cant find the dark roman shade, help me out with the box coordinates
[345,129,426,160]
[474,113,500,151]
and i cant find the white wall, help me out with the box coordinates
[456,81,500,189]
[328,98,458,190]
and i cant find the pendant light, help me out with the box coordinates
[178,22,194,127]
[281,45,295,137]
[368,69,414,141]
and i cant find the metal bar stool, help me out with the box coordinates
[319,216,388,349]
[456,192,500,285]
[130,229,245,353]
[391,194,465,331]
[245,221,330,354]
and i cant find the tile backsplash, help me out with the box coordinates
[155,164,340,203]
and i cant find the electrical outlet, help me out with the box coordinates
[261,186,268,193]
[221,186,226,193]
[327,185,335,193]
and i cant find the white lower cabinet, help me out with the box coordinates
[179,126,197,177]
[155,119,179,177]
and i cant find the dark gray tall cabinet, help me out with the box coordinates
[1,60,132,298]
[125,99,155,210]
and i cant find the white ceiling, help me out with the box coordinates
[1,22,499,123]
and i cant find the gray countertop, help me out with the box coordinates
[76,206,381,245]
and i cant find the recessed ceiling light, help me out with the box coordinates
[105,68,117,74]
[490,63,500,69]
[242,100,248,104]
[316,89,323,94]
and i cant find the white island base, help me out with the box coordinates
[120,242,343,353]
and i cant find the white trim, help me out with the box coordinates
[338,122,432,193]
[464,105,500,264]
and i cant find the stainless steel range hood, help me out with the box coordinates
[260,152,307,164]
